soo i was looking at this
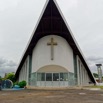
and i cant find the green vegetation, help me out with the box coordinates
[92,86,103,89]
[1,72,26,88]
[93,73,98,78]
[18,81,27,88]
[0,76,2,80]
[85,85,103,89]
[13,81,19,86]
[14,81,27,88]
[3,72,16,83]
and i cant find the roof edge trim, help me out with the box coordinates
[16,0,50,70]
[53,0,95,81]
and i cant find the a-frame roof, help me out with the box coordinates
[15,0,95,83]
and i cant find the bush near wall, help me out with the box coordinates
[18,81,27,88]
[14,81,26,88]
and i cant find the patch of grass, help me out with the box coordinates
[85,86,103,89]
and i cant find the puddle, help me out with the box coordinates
[1,93,9,96]
[100,94,103,96]
[45,95,65,98]
[89,88,101,91]
[79,93,86,95]
[86,100,102,103]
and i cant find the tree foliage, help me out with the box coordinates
[4,73,15,83]
[0,76,2,80]
[93,73,98,78]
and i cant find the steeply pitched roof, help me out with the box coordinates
[15,0,95,84]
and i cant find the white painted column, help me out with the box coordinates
[84,69,85,85]
[77,58,80,85]
[22,67,23,81]
[79,64,82,86]
[27,58,29,85]
[25,62,27,81]
[83,67,84,85]
[19,70,21,82]
[84,69,87,85]
[21,67,23,81]
[80,64,83,86]
[77,56,81,86]
[84,69,86,85]
[25,61,27,83]
[81,65,84,86]
[86,72,88,85]
[24,65,25,81]
[23,65,25,80]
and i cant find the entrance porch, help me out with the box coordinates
[30,65,76,87]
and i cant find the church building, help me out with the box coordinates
[15,0,96,87]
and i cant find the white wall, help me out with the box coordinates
[77,56,92,86]
[19,56,29,84]
[32,35,74,73]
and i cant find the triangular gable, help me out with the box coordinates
[15,0,95,84]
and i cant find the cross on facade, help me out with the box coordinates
[47,38,57,60]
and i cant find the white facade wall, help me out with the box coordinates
[77,56,91,86]
[18,35,93,86]
[32,35,74,73]
[19,56,29,84]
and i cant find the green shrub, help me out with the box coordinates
[18,81,26,88]
[13,82,19,86]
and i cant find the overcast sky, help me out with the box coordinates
[0,0,103,77]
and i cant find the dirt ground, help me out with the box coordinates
[0,89,103,103]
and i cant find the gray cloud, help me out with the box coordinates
[89,64,98,74]
[86,56,103,73]
[58,0,103,73]
[0,57,17,77]
[87,56,103,64]
[0,0,46,63]
[0,0,103,76]
[0,58,7,66]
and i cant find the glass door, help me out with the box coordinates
[53,73,59,87]
[53,73,59,81]
[46,73,52,86]
[46,73,52,81]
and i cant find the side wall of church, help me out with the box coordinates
[77,56,92,86]
[19,56,29,85]
[32,35,74,73]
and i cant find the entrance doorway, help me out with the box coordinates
[37,72,68,87]
[36,65,73,87]
[45,73,60,87]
